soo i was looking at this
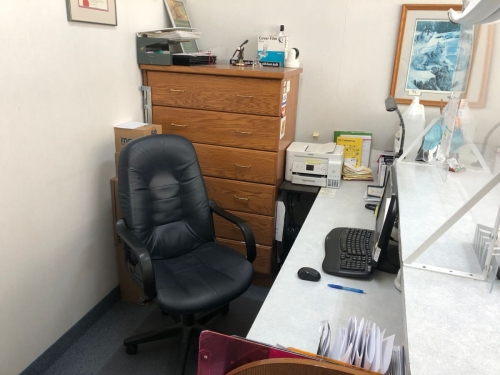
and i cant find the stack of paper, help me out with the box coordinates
[317,321,331,356]
[386,346,405,375]
[137,28,201,42]
[319,316,397,374]
[342,163,373,181]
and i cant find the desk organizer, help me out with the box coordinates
[136,36,172,66]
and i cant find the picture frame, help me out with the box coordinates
[66,0,117,26]
[390,4,493,108]
[163,0,199,53]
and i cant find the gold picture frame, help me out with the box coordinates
[66,0,117,26]
[390,4,494,108]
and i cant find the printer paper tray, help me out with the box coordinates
[291,173,326,187]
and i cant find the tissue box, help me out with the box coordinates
[257,35,289,67]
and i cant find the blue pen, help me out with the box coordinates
[327,283,366,294]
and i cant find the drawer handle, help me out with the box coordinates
[234,195,249,202]
[171,123,187,127]
[235,164,251,168]
[170,88,186,92]
[236,95,254,99]
[236,130,253,135]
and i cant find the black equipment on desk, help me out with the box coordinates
[172,53,217,66]
[386,96,406,158]
[322,167,399,278]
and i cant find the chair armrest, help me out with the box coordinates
[116,219,157,300]
[209,200,256,263]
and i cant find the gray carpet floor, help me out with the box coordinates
[42,285,269,375]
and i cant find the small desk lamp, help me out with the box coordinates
[385,96,405,158]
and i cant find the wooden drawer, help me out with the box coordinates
[213,210,274,246]
[148,71,281,116]
[217,238,272,275]
[194,144,276,185]
[153,106,279,151]
[204,177,275,216]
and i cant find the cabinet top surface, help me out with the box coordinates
[140,64,302,79]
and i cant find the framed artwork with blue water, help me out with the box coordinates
[406,20,461,93]
[390,4,494,108]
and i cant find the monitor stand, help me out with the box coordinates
[376,243,400,274]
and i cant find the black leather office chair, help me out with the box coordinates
[116,134,256,374]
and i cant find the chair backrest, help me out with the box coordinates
[118,134,215,260]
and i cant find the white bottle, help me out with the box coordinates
[457,99,477,144]
[401,97,425,161]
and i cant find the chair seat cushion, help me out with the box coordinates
[153,242,254,314]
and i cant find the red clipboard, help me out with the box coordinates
[197,330,380,375]
[197,330,307,375]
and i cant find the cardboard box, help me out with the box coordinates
[114,122,162,152]
[257,35,289,67]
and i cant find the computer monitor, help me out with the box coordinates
[374,166,399,273]
[322,166,399,278]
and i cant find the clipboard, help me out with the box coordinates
[197,330,378,375]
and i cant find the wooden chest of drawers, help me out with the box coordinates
[140,65,302,278]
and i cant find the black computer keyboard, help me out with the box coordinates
[323,227,375,278]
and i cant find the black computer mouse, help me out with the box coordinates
[297,267,321,282]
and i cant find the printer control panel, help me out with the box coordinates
[293,161,327,175]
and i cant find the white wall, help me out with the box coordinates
[187,0,500,150]
[0,1,498,374]
[0,1,168,374]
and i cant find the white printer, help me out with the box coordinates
[285,142,344,188]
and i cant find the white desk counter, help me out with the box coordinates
[247,181,405,354]
[397,162,500,375]
[248,162,500,375]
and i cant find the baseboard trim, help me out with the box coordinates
[20,286,121,375]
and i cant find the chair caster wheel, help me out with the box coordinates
[222,305,229,315]
[126,345,138,355]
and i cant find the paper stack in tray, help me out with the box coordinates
[318,316,401,374]
[136,28,201,42]
[342,163,373,181]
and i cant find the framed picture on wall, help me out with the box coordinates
[390,4,494,108]
[163,0,199,53]
[66,0,117,26]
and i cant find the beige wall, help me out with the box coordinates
[0,1,498,374]
[188,0,499,150]
[0,1,167,374]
